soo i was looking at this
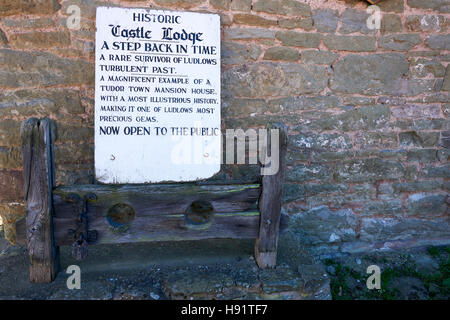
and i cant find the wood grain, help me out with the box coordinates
[15,116,289,279]
[255,123,288,268]
[21,118,59,283]
[17,183,261,246]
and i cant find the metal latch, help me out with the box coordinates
[66,192,98,261]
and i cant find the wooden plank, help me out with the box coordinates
[53,212,259,246]
[17,211,260,246]
[21,118,59,283]
[52,183,260,218]
[16,183,261,246]
[255,123,288,268]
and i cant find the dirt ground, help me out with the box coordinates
[323,245,450,300]
[0,227,330,300]
[1,224,448,300]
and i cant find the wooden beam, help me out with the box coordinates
[16,184,261,246]
[15,117,286,272]
[255,123,288,268]
[21,118,59,283]
[54,212,260,245]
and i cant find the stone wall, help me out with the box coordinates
[0,0,449,255]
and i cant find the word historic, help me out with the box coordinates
[95,7,221,183]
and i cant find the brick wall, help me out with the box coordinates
[0,0,449,255]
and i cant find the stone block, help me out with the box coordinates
[355,132,398,149]
[406,149,438,163]
[378,0,404,12]
[301,50,338,65]
[275,31,322,48]
[209,0,231,10]
[291,133,353,151]
[391,105,441,119]
[330,54,409,95]
[222,63,327,98]
[222,98,267,117]
[336,158,405,182]
[230,0,251,11]
[407,0,450,13]
[393,181,443,194]
[421,164,450,178]
[278,17,313,30]
[0,49,94,87]
[283,183,306,203]
[443,65,450,91]
[426,34,450,50]
[224,28,275,40]
[268,95,339,112]
[379,34,422,51]
[410,58,445,78]
[405,15,447,32]
[153,0,203,9]
[406,193,447,217]
[381,14,402,34]
[0,147,21,169]
[363,200,403,217]
[399,131,440,148]
[312,9,339,33]
[286,164,331,183]
[290,206,358,245]
[9,31,70,49]
[0,170,23,202]
[0,0,60,16]
[339,8,375,34]
[0,120,21,146]
[233,14,277,27]
[221,42,260,65]
[253,0,311,17]
[263,47,299,62]
[324,35,376,52]
[360,217,450,242]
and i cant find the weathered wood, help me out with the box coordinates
[16,116,289,276]
[21,118,59,283]
[16,184,261,246]
[57,212,259,245]
[255,123,288,268]
[52,183,260,218]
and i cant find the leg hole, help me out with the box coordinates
[106,203,135,228]
[184,200,215,229]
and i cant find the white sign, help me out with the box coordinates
[95,7,221,183]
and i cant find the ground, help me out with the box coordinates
[324,246,450,300]
[1,223,448,300]
[0,227,330,300]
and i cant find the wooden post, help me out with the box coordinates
[255,123,288,268]
[21,118,59,283]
